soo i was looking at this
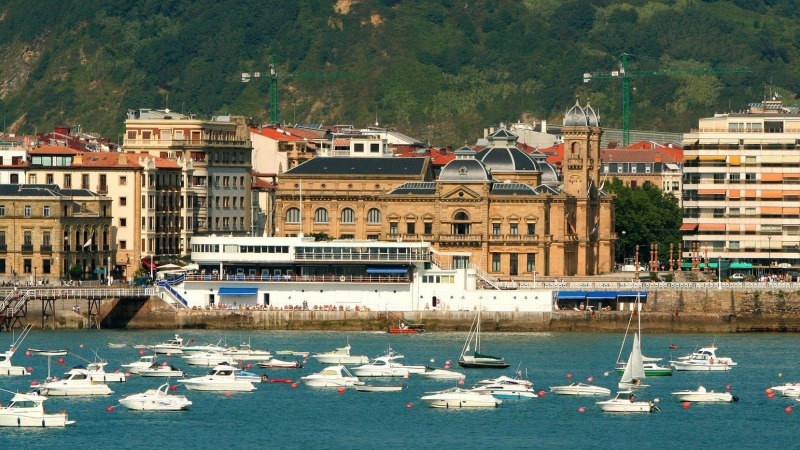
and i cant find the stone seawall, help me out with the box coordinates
[16,288,800,333]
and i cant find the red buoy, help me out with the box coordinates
[683,402,690,409]
[125,373,132,378]
[166,353,172,357]
[444,364,450,369]
[106,406,114,412]
[406,403,413,409]
[445,360,451,365]
[290,383,298,388]
[171,385,178,391]
[566,373,572,379]
[587,377,594,382]
[457,379,464,385]
[726,384,731,390]
[786,406,793,413]
[578,407,586,413]
[225,392,232,397]
[538,390,546,397]
[302,359,308,364]
[337,387,345,393]
[766,388,774,395]
[58,358,64,364]
[246,364,252,369]
[162,361,169,366]
[27,367,33,373]
[403,374,409,379]
[25,351,31,357]
[768,393,775,399]
[31,381,38,386]
[139,350,145,355]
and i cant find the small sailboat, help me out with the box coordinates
[618,333,648,389]
[458,308,509,369]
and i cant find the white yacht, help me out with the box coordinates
[771,383,800,397]
[150,335,186,354]
[300,365,362,387]
[119,383,192,411]
[255,358,303,369]
[139,363,185,378]
[418,367,466,380]
[178,365,256,391]
[0,323,31,376]
[182,341,227,356]
[312,344,370,365]
[35,368,113,396]
[121,355,157,374]
[671,346,737,371]
[223,341,272,361]
[672,386,737,402]
[182,352,236,367]
[352,355,409,377]
[470,383,538,399]
[0,392,75,427]
[549,383,611,396]
[421,387,502,408]
[84,362,127,383]
[475,375,533,388]
[596,391,659,413]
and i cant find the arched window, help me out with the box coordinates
[571,142,579,155]
[340,208,355,224]
[285,207,300,224]
[453,211,470,235]
[314,208,329,224]
[367,208,382,224]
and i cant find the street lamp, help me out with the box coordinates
[768,235,772,274]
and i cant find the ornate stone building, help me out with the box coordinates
[274,102,615,279]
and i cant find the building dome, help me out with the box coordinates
[439,146,493,182]
[564,100,588,126]
[539,162,561,184]
[477,146,540,172]
[585,102,600,127]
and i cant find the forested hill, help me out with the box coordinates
[0,0,797,146]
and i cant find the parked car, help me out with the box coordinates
[730,273,745,281]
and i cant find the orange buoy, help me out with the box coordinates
[246,364,252,369]
[766,388,774,395]
[27,367,33,373]
[768,393,775,399]
[58,358,64,364]
[31,380,38,386]
[683,402,690,409]
[291,383,298,388]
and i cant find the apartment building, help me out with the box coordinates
[123,109,254,244]
[0,184,112,283]
[681,98,800,275]
[26,146,183,278]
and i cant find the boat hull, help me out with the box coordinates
[421,395,501,408]
[597,400,655,413]
[419,370,466,380]
[256,359,302,369]
[28,349,68,357]
[313,356,369,365]
[355,385,404,392]
[0,366,29,376]
[352,368,409,377]
[300,378,360,387]
[119,396,192,411]
[457,359,510,369]
[549,385,612,396]
[0,412,72,427]
[87,373,127,383]
[615,367,673,376]
[139,370,184,377]
[672,392,734,402]
[388,328,420,334]
[671,362,733,372]
[39,385,113,396]
[178,380,255,391]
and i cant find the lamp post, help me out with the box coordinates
[767,235,772,274]
[33,266,36,287]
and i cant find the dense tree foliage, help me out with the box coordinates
[605,177,683,266]
[0,0,796,145]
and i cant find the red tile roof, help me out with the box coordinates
[251,127,304,141]
[29,145,82,155]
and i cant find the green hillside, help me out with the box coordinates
[0,0,797,145]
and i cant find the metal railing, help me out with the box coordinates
[0,288,154,299]
[157,282,189,308]
[294,252,429,262]
[501,281,800,291]
[469,263,501,290]
[183,274,410,283]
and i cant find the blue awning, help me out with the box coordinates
[218,287,258,296]
[557,291,588,300]
[616,291,648,303]
[587,292,617,300]
[366,266,409,275]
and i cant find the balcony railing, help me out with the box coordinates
[21,245,33,252]
[125,138,250,148]
[184,274,411,283]
[40,245,53,252]
[0,245,7,252]
[96,184,108,194]
[439,234,483,243]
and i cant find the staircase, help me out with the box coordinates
[1,291,31,331]
[468,263,501,290]
[157,281,189,308]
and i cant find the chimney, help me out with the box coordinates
[540,120,547,133]
[655,155,662,163]
[73,153,83,165]
[484,128,489,139]
[118,152,128,166]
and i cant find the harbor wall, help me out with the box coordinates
[17,288,800,332]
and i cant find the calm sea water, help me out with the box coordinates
[0,329,796,449]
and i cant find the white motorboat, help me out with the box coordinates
[596,391,659,413]
[182,341,227,356]
[312,344,369,365]
[223,341,272,361]
[27,348,68,357]
[470,383,538,399]
[672,386,737,402]
[83,362,127,383]
[235,370,261,382]
[256,358,303,369]
[419,367,466,380]
[150,335,186,354]
[119,383,192,411]
[671,346,737,371]
[182,352,236,367]
[355,383,404,392]
[35,368,113,396]
[139,363,185,378]
[421,387,502,408]
[121,355,157,374]
[107,343,127,349]
[549,383,611,396]
[0,324,32,376]
[300,365,362,387]
[475,374,533,388]
[275,350,310,357]
[771,383,800,397]
[0,392,75,427]
[352,355,410,377]
[177,365,256,391]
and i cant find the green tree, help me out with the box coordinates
[69,264,83,280]
[606,178,683,267]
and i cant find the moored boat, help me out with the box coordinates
[596,391,659,413]
[549,383,611,396]
[355,383,404,392]
[121,355,157,374]
[0,392,75,427]
[670,346,737,372]
[421,387,502,408]
[300,365,362,387]
[139,363,185,378]
[150,335,186,354]
[0,324,32,376]
[352,355,409,377]
[256,358,303,369]
[35,368,114,396]
[177,365,256,391]
[119,383,192,411]
[275,350,310,357]
[458,309,509,369]
[470,382,537,399]
[312,344,369,365]
[419,367,466,380]
[83,362,127,383]
[182,352,235,367]
[27,348,68,357]
[672,386,737,402]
